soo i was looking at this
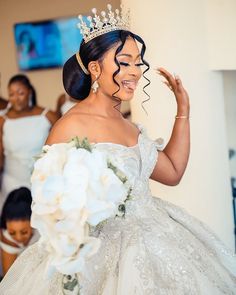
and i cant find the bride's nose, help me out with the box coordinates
[128,64,141,78]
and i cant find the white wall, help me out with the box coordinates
[223,71,236,178]
[122,0,235,249]
[205,0,236,70]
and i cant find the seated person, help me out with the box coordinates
[0,187,39,275]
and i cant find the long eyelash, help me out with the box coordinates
[119,62,129,66]
[135,63,144,67]
[119,62,144,67]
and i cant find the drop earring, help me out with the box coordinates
[28,93,33,108]
[91,75,99,93]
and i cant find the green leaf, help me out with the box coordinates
[70,137,92,152]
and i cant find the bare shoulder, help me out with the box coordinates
[34,106,58,125]
[33,106,44,114]
[123,118,141,136]
[0,116,5,129]
[45,110,59,125]
[57,93,66,105]
[46,112,90,145]
[56,94,66,114]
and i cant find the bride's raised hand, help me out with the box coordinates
[156,67,190,113]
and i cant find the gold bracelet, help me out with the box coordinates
[175,115,189,119]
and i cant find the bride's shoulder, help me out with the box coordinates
[46,111,91,145]
[128,121,145,135]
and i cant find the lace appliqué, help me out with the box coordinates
[1,124,236,295]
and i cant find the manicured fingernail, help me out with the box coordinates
[174,73,180,80]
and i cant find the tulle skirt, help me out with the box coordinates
[0,196,235,295]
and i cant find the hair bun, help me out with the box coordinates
[63,55,91,100]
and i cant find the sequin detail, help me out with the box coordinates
[0,124,235,295]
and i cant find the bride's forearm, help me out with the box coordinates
[162,105,190,181]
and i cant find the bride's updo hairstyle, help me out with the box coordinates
[63,30,149,100]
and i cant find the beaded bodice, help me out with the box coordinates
[94,124,159,215]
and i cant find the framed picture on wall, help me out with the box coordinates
[14,16,87,71]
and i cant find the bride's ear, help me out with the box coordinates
[88,61,101,79]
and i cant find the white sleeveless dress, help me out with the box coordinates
[60,96,77,116]
[0,109,51,210]
[0,124,235,294]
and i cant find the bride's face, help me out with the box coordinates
[98,37,143,101]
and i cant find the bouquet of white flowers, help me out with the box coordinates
[31,138,132,293]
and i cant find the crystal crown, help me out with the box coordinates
[77,4,130,44]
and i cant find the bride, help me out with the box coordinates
[0,4,235,295]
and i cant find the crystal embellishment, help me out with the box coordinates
[77,4,130,44]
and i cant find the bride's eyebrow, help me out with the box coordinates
[117,53,141,58]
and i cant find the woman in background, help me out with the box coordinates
[0,97,7,111]
[0,97,10,116]
[0,74,57,210]
[0,187,38,275]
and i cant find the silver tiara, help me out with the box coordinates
[77,4,130,44]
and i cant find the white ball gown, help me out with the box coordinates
[0,124,235,295]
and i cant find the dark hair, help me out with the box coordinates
[63,30,150,101]
[8,74,37,106]
[0,187,32,229]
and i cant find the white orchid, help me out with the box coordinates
[31,137,132,285]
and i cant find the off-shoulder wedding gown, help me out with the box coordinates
[0,125,235,295]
